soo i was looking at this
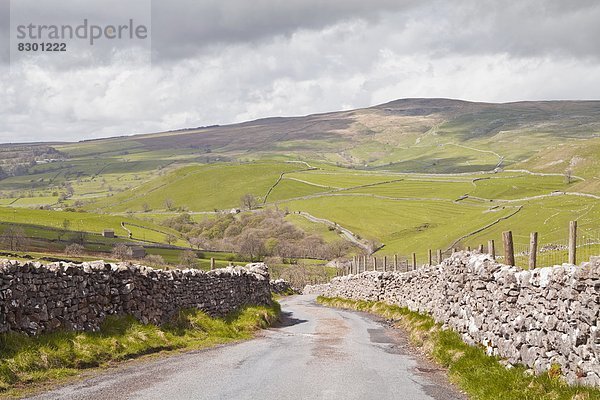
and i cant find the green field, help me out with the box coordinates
[0,207,185,246]
[1,99,599,267]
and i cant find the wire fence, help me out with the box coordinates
[342,221,600,275]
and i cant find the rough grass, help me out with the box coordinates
[0,303,280,396]
[0,207,184,246]
[84,162,301,213]
[317,296,600,400]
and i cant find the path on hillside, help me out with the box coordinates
[296,211,372,253]
[29,296,464,400]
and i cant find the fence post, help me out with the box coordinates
[488,240,495,259]
[467,246,471,252]
[412,253,417,270]
[210,257,215,270]
[394,254,398,271]
[529,232,538,269]
[478,244,484,253]
[502,231,515,266]
[383,256,387,272]
[569,220,577,265]
[437,249,442,264]
[428,249,432,266]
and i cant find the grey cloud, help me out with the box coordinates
[401,0,600,60]
[149,0,417,61]
[1,0,600,143]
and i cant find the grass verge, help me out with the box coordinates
[0,303,280,397]
[317,296,600,400]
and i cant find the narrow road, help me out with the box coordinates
[30,296,464,400]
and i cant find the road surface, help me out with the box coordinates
[30,295,464,400]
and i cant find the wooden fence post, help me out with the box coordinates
[569,220,577,265]
[394,254,398,272]
[478,244,484,253]
[437,249,442,264]
[467,246,471,252]
[529,232,538,269]
[488,240,495,259]
[210,257,215,270]
[502,231,515,266]
[373,257,377,271]
[412,253,417,270]
[428,249,432,265]
[383,256,387,272]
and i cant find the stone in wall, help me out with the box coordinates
[0,260,272,336]
[304,252,600,388]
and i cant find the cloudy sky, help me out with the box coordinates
[1,0,599,143]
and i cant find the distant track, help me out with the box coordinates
[262,165,319,204]
[504,169,586,181]
[444,206,524,252]
[296,211,371,253]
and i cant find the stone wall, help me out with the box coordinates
[305,252,600,387]
[270,279,297,295]
[0,259,272,336]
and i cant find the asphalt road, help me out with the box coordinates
[30,295,464,400]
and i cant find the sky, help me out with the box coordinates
[1,0,600,143]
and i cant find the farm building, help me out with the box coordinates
[127,245,146,259]
[102,229,115,238]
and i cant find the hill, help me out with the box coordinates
[0,98,599,268]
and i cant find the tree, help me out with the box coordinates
[143,254,165,268]
[178,250,198,268]
[188,236,209,250]
[326,240,352,259]
[164,198,174,211]
[64,243,85,256]
[237,231,265,261]
[0,227,28,251]
[564,168,574,184]
[111,243,132,260]
[58,218,72,242]
[240,193,259,210]
[165,233,177,245]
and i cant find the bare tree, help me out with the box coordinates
[326,240,352,259]
[165,233,177,245]
[111,243,132,260]
[178,250,198,268]
[0,227,28,251]
[164,198,174,211]
[564,168,574,184]
[238,231,265,261]
[188,236,209,250]
[240,193,259,210]
[143,254,165,268]
[64,243,85,256]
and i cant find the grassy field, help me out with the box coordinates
[1,158,597,266]
[0,207,184,245]
[1,99,599,265]
[83,162,305,213]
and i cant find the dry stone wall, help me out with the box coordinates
[0,259,272,336]
[305,252,600,387]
